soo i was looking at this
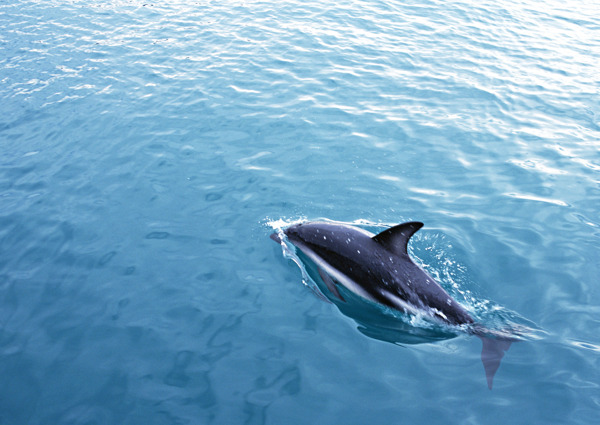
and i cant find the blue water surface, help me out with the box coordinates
[1,0,599,423]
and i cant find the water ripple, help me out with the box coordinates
[1,0,599,423]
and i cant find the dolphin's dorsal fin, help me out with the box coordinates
[372,222,424,256]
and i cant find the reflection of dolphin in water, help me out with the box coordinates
[271,221,513,389]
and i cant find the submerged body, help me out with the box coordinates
[272,220,512,388]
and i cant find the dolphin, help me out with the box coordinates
[271,220,513,389]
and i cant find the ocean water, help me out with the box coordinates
[1,0,599,423]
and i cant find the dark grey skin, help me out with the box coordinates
[272,220,512,389]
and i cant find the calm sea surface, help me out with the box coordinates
[1,0,599,423]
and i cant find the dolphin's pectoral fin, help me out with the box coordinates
[479,336,512,389]
[318,267,345,301]
[372,222,424,257]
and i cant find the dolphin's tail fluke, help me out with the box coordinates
[479,335,512,389]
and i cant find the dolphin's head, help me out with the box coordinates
[283,222,305,244]
[283,222,340,247]
[269,222,310,245]
[278,221,369,249]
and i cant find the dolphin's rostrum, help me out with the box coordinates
[272,220,513,389]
